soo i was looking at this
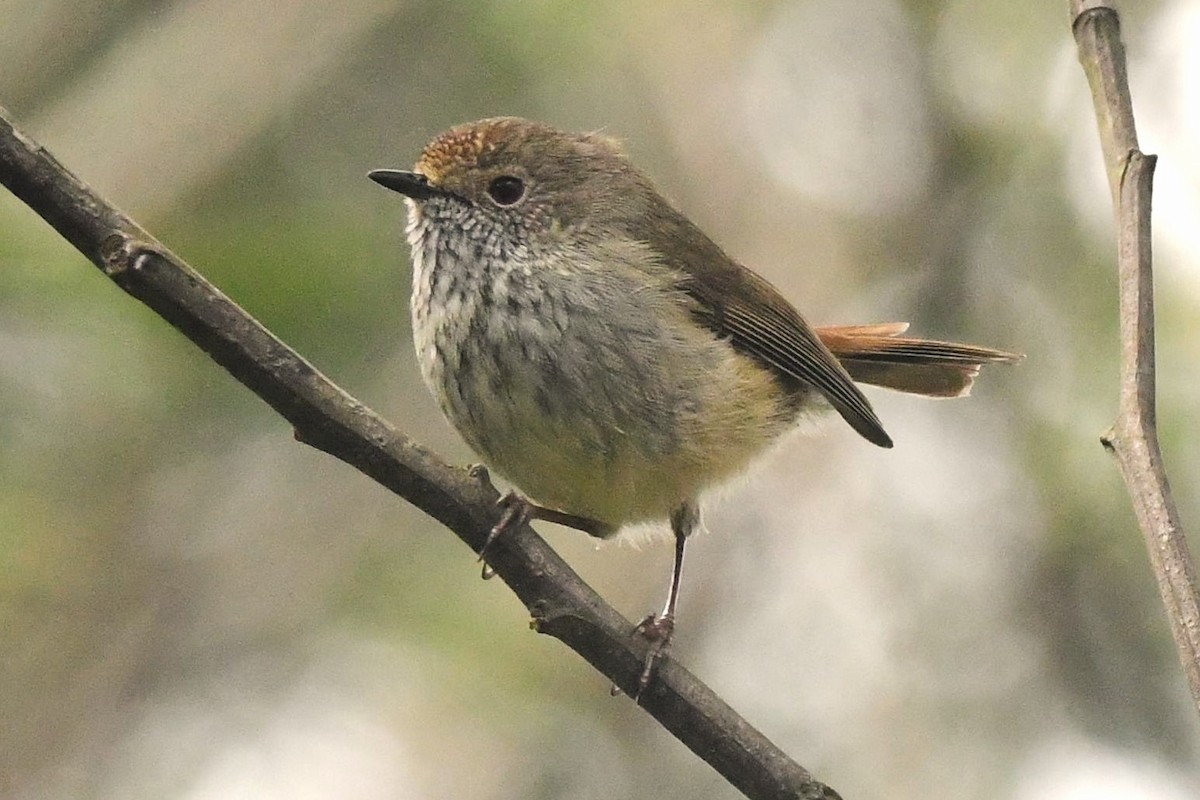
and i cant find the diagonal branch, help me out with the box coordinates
[0,106,842,800]
[1070,1,1200,714]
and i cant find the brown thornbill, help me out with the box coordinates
[369,117,1019,694]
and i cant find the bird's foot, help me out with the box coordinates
[632,612,675,699]
[478,491,531,579]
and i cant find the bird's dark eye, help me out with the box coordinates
[486,175,526,206]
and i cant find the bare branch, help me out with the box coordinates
[0,106,842,800]
[1071,1,1200,713]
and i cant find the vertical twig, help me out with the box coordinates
[1071,1,1200,713]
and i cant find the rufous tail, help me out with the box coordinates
[817,323,1021,398]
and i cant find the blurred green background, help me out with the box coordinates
[3,1,1199,798]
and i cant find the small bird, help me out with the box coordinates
[369,117,1018,693]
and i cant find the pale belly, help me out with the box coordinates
[412,267,798,533]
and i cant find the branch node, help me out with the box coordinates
[529,597,560,627]
[529,602,549,632]
[99,233,161,278]
[99,233,132,275]
[1117,149,1136,189]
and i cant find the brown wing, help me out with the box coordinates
[634,198,892,447]
[676,265,892,447]
[630,183,883,448]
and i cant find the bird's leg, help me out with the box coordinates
[633,501,698,698]
[479,491,611,579]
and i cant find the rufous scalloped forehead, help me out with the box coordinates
[416,119,514,182]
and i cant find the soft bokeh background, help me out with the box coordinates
[3,1,1199,798]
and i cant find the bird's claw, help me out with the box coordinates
[632,612,675,699]
[478,491,530,580]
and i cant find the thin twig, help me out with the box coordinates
[0,106,842,800]
[1071,1,1200,713]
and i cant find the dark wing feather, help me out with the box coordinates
[627,181,891,447]
[679,266,893,448]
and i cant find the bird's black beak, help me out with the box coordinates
[368,169,440,201]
